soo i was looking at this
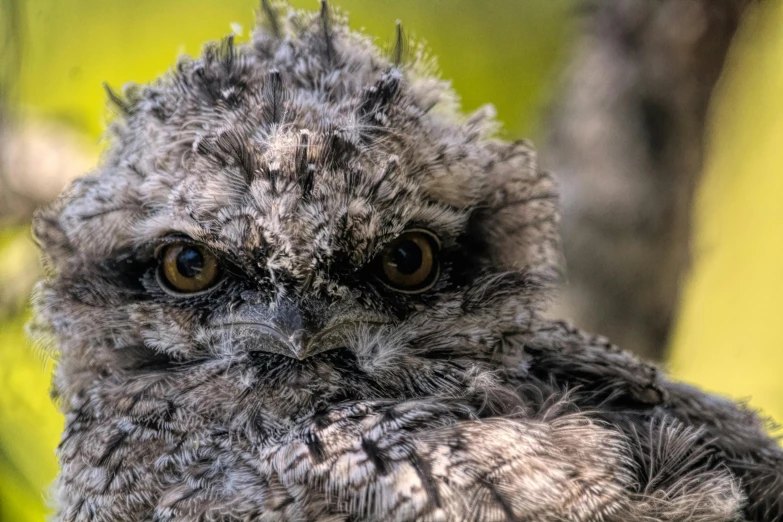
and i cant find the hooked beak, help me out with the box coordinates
[216,322,351,360]
[211,301,387,360]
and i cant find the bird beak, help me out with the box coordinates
[278,326,336,361]
[286,329,312,360]
[269,298,330,359]
[211,299,387,360]
[280,322,362,360]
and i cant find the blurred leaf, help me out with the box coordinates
[0,450,50,522]
[0,229,62,520]
[669,0,783,429]
[0,228,41,317]
[0,311,62,521]
[17,0,572,139]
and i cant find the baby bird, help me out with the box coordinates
[32,2,783,521]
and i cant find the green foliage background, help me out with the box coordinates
[17,0,572,139]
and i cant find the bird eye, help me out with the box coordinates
[157,242,220,294]
[376,230,440,293]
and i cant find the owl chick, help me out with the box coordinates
[32,2,783,521]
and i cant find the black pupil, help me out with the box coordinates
[176,247,204,278]
[392,240,423,275]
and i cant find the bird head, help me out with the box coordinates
[32,2,560,415]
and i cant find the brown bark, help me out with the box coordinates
[543,0,754,360]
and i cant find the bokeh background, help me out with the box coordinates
[0,0,781,519]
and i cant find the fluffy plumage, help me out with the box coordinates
[32,2,782,521]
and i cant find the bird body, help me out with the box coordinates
[32,3,783,521]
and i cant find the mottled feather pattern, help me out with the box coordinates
[31,2,782,521]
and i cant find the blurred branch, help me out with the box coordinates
[0,120,95,227]
[0,0,93,229]
[0,0,26,226]
[0,0,22,105]
[543,0,754,360]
